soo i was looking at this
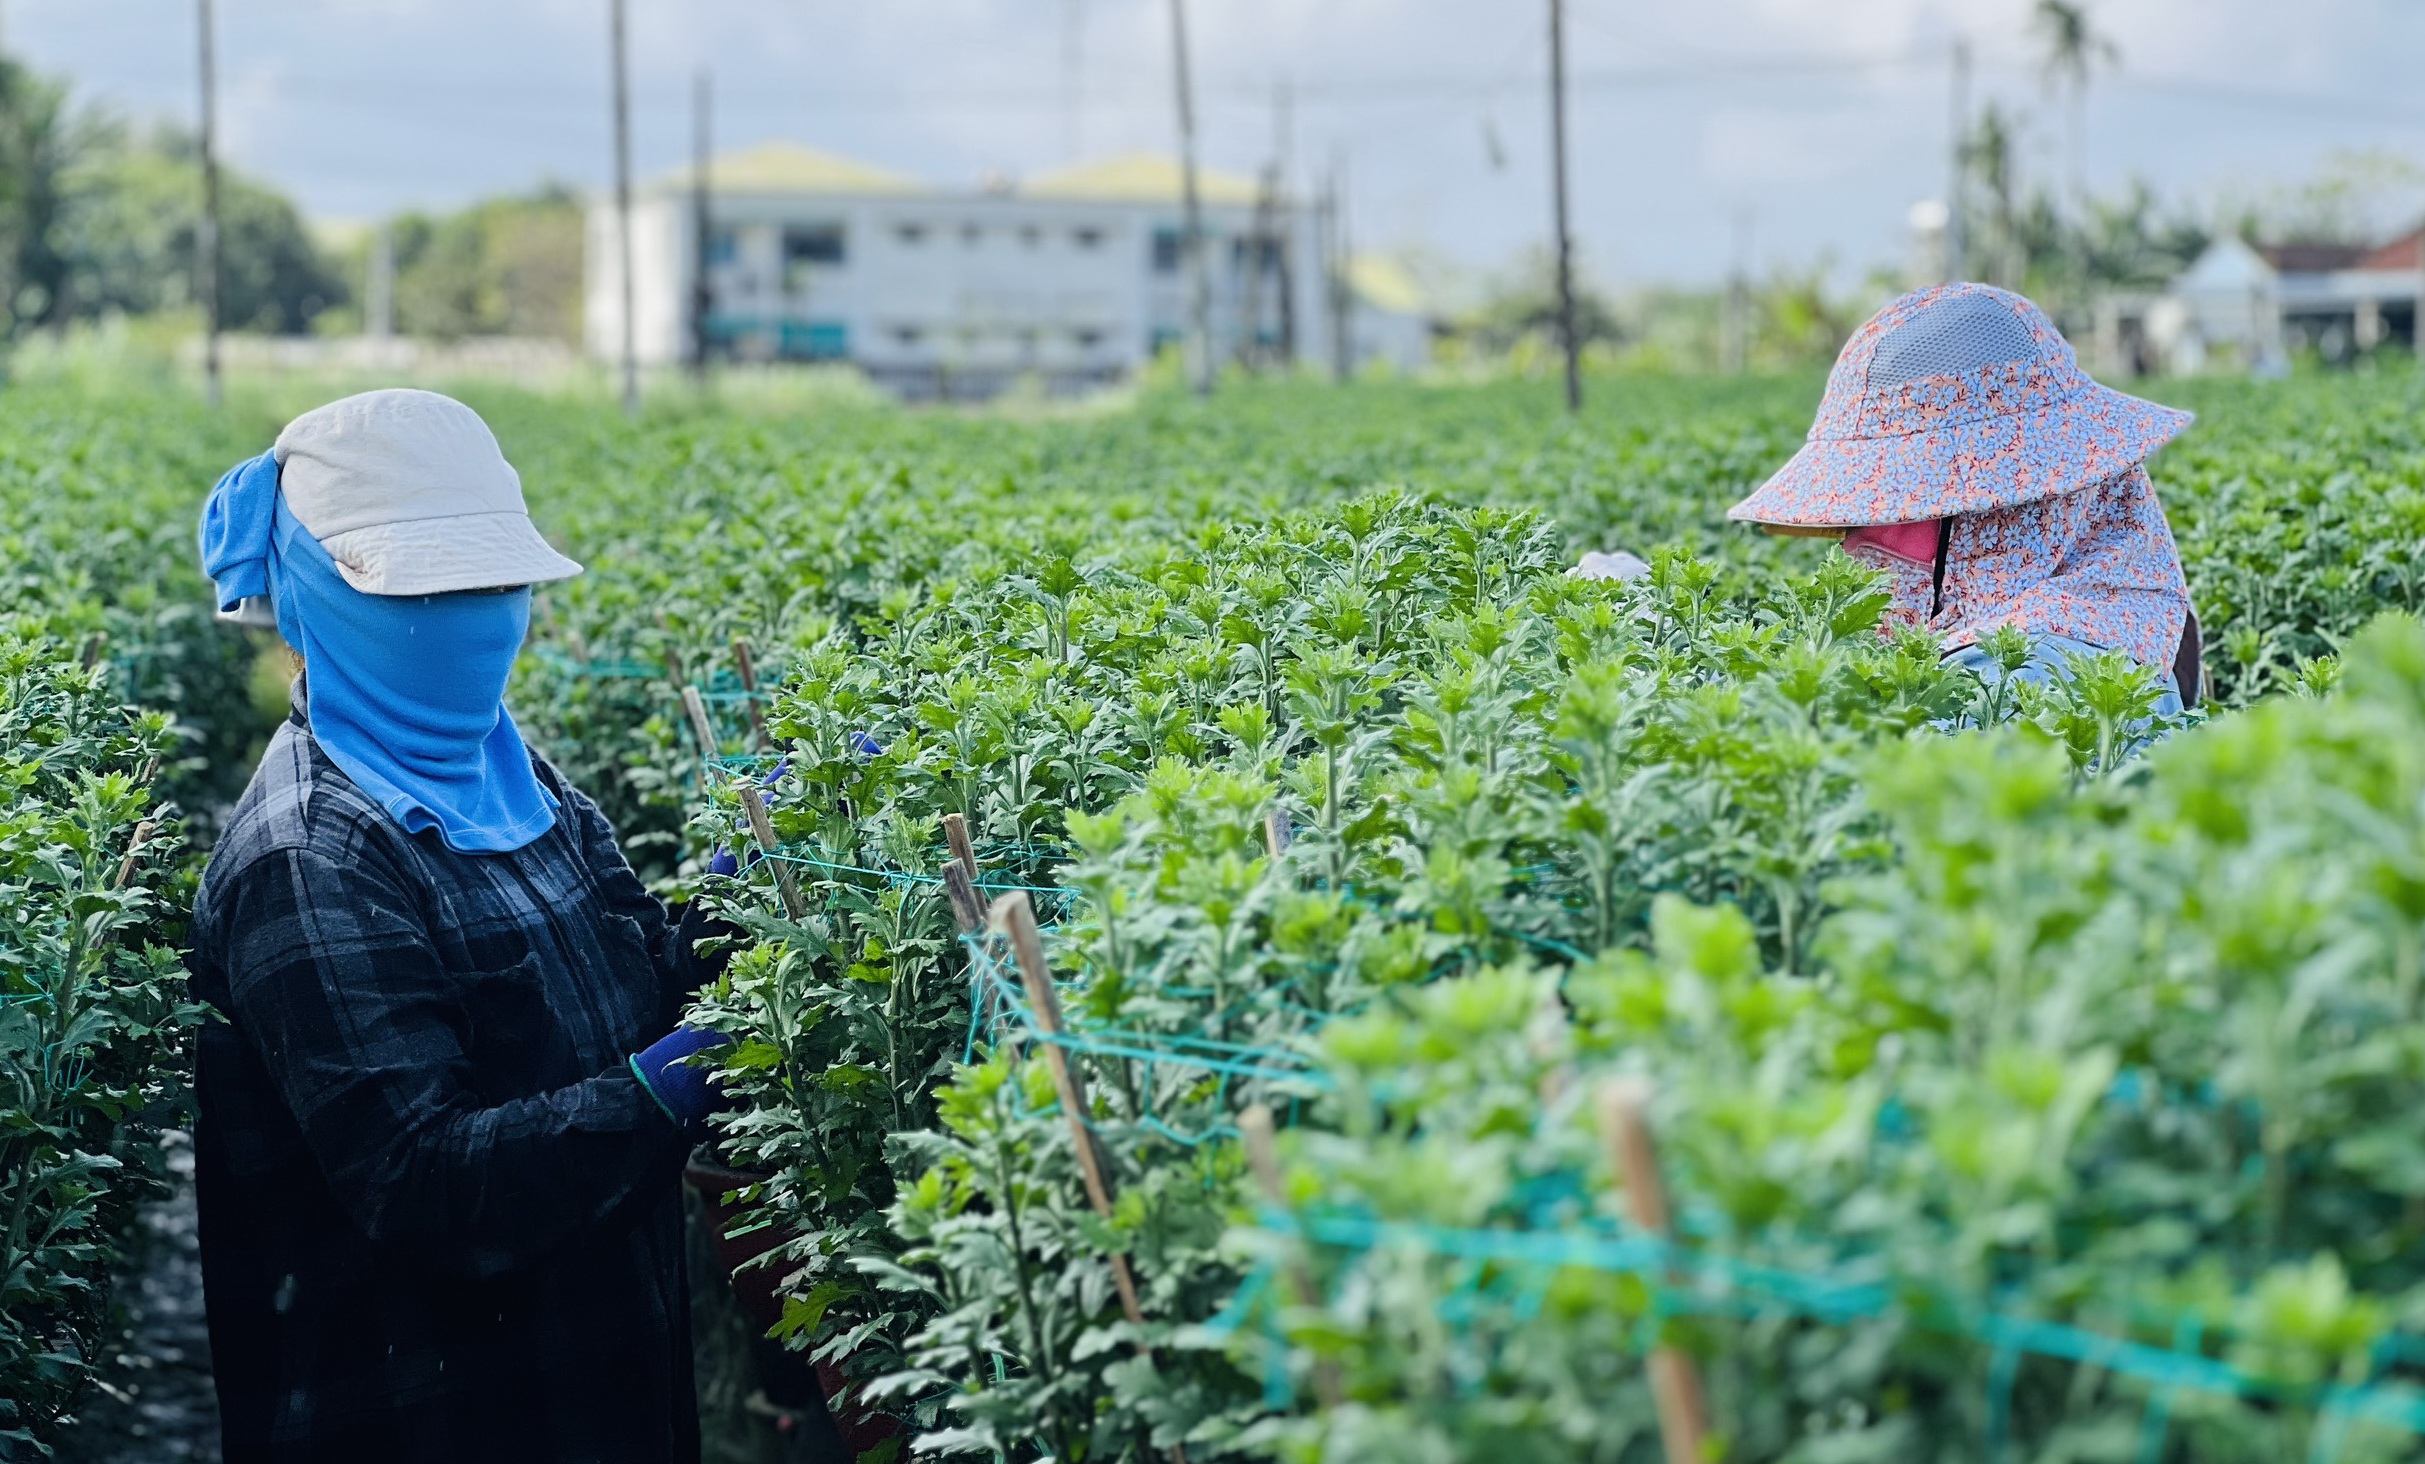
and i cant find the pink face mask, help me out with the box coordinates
[1843,519,1941,566]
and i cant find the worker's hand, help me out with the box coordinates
[673,900,744,995]
[629,1025,738,1129]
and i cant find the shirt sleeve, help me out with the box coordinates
[553,772,718,1031]
[209,843,691,1280]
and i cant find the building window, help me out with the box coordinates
[1074,327,1105,350]
[894,325,924,347]
[779,320,849,361]
[894,223,927,246]
[1074,226,1104,250]
[784,224,846,265]
[1151,227,1183,274]
[707,228,739,266]
[782,225,845,293]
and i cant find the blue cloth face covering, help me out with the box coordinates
[201,451,559,854]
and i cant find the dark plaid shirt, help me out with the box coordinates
[190,694,703,1464]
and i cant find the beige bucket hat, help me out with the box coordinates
[272,388,583,597]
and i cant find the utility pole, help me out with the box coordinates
[1061,0,1085,162]
[1167,0,1212,397]
[366,223,395,340]
[1325,156,1351,383]
[1242,166,1277,371]
[1273,79,1297,367]
[1722,209,1752,375]
[196,0,222,407]
[690,68,713,385]
[609,0,638,417]
[1947,36,1971,282]
[1547,0,1581,413]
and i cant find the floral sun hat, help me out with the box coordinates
[1728,284,2193,529]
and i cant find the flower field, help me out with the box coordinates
[7,368,2425,1457]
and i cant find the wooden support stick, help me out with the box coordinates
[111,818,161,891]
[731,637,768,748]
[993,891,1148,1328]
[681,684,720,773]
[657,613,685,685]
[1263,805,1293,859]
[1239,1104,1343,1406]
[942,812,978,881]
[940,859,985,935]
[80,631,108,671]
[1600,1079,1712,1464]
[736,783,805,919]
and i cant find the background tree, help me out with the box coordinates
[0,57,77,337]
[2033,1,2121,207]
[1961,103,2024,290]
[60,122,346,333]
[366,186,584,342]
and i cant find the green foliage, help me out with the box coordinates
[1236,613,2425,1462]
[58,122,348,335]
[0,624,199,1451]
[6,366,2425,1459]
[317,186,583,342]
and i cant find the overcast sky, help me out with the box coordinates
[12,1,2425,290]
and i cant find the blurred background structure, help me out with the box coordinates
[0,1,2422,398]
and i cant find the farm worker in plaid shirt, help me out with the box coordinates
[1730,284,2203,712]
[192,390,737,1462]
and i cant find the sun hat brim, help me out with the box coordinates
[316,511,584,596]
[1728,378,2193,529]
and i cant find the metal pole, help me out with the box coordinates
[1274,78,1297,367]
[1061,0,1085,162]
[1168,0,1212,397]
[366,222,394,340]
[691,68,712,385]
[1947,37,1970,282]
[1547,0,1581,413]
[610,0,639,416]
[196,0,221,407]
[1338,159,1358,382]
[1723,209,1751,375]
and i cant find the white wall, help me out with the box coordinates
[589,184,1360,390]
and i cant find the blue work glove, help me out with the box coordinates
[672,900,743,998]
[630,1025,737,1128]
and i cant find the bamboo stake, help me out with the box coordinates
[731,636,768,748]
[1238,1104,1342,1406]
[736,783,804,920]
[657,613,685,685]
[1599,1079,1712,1464]
[111,818,161,891]
[681,684,720,769]
[942,811,979,881]
[941,859,985,935]
[993,891,1147,1327]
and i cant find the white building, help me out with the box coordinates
[2134,227,2424,374]
[585,142,1431,398]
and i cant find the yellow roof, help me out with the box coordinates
[1347,253,1429,316]
[656,141,923,197]
[1021,153,1263,206]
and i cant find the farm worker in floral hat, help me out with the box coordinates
[1729,283,2202,710]
[190,389,737,1463]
